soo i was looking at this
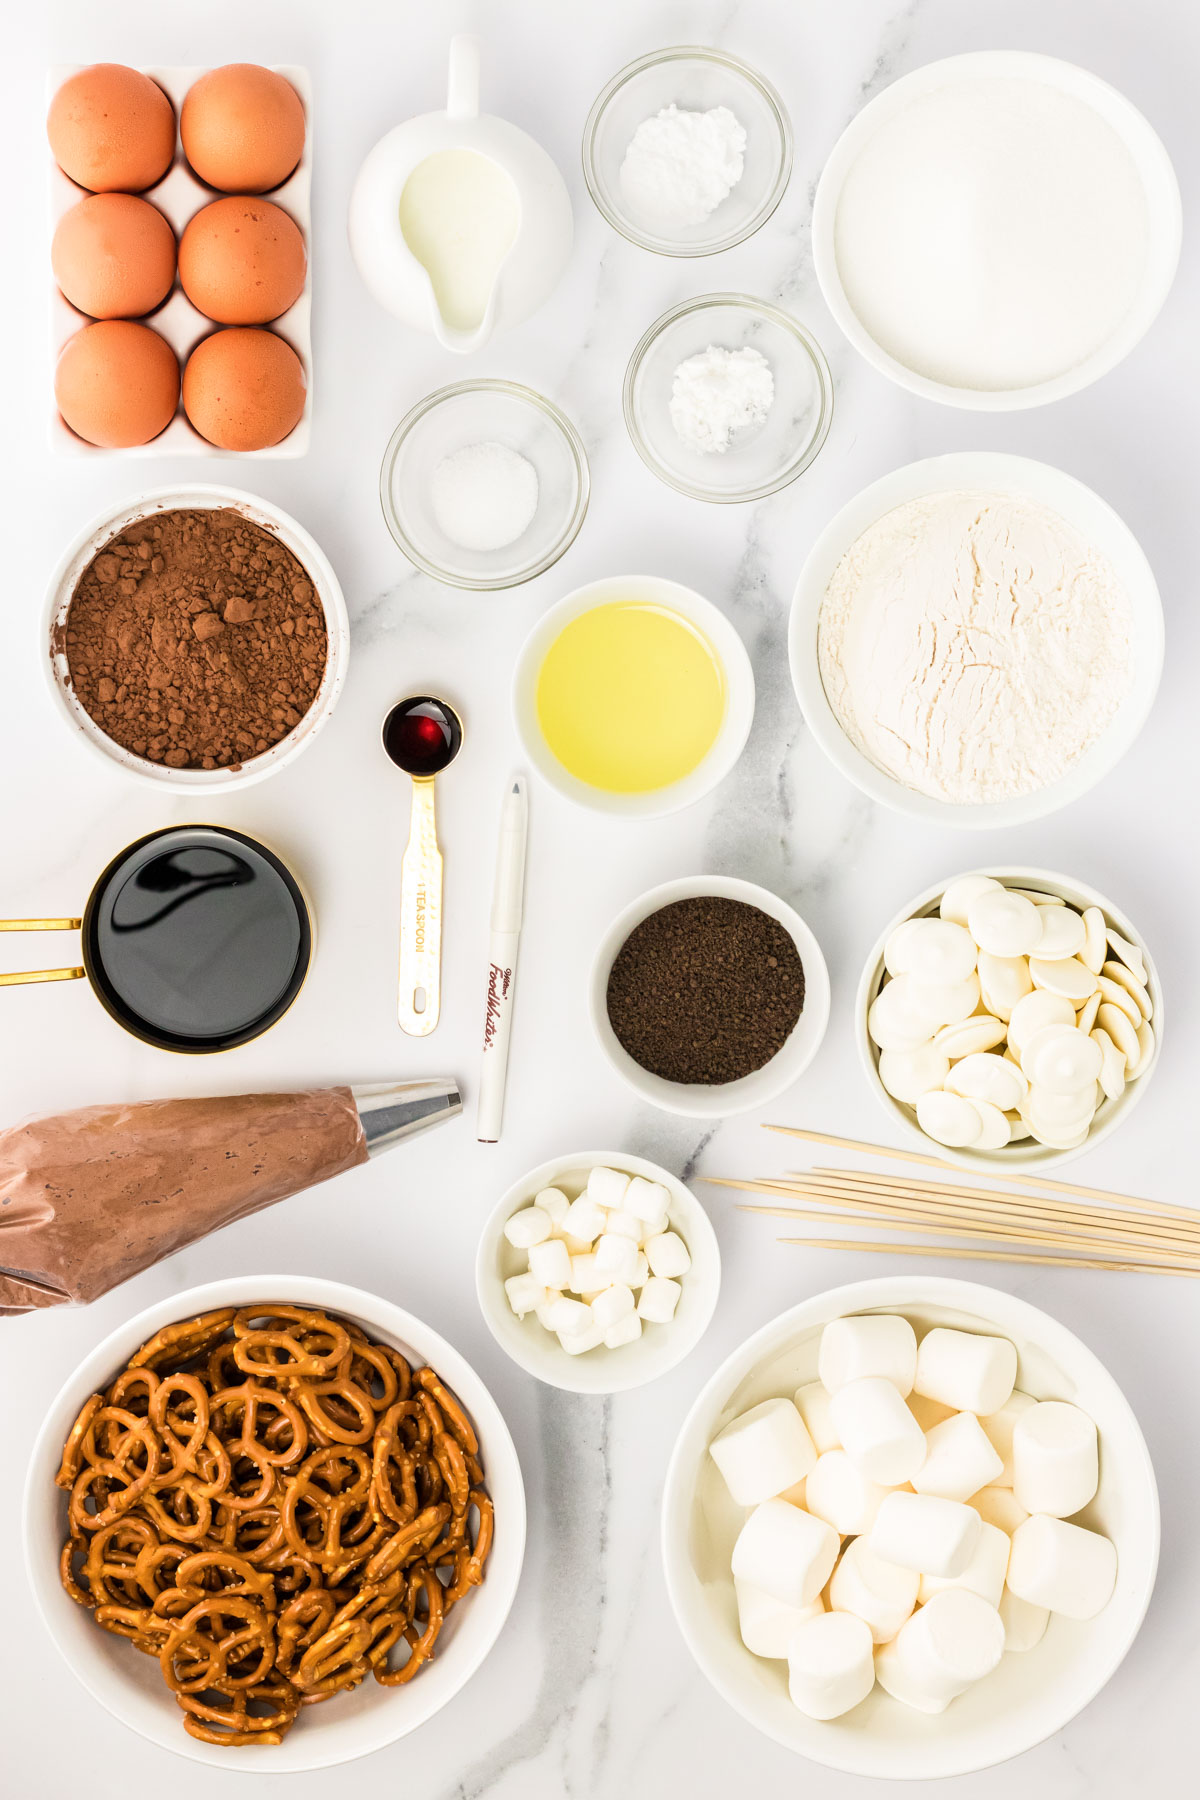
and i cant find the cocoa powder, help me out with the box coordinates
[59,508,328,770]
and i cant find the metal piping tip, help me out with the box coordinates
[351,1079,462,1155]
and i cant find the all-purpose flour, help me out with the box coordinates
[817,491,1133,805]
[620,104,746,226]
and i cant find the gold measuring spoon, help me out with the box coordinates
[382,696,463,1035]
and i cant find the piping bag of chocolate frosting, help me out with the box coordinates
[0,1080,459,1313]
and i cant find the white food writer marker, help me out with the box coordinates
[477,774,528,1143]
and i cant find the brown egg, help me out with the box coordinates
[52,194,176,320]
[183,328,306,450]
[181,64,305,194]
[55,320,180,447]
[48,64,175,193]
[178,198,306,324]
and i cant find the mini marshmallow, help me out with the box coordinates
[818,1313,917,1396]
[827,1535,919,1643]
[645,1230,691,1279]
[999,1586,1050,1652]
[542,1294,591,1334]
[562,1195,607,1244]
[504,1206,552,1250]
[630,1251,649,1288]
[603,1312,642,1350]
[805,1450,888,1536]
[919,1522,1010,1607]
[970,1486,1029,1535]
[558,1315,605,1355]
[637,1276,681,1324]
[875,1589,1005,1715]
[586,1165,631,1209]
[592,1233,639,1286]
[734,1578,822,1659]
[911,1412,1004,1502]
[870,1491,981,1578]
[1012,1400,1099,1518]
[794,1380,841,1453]
[830,1377,927,1486]
[504,1273,546,1318]
[787,1611,875,1720]
[914,1327,1017,1416]
[980,1390,1037,1485]
[601,1209,643,1242]
[528,1237,572,1290]
[568,1253,600,1294]
[709,1398,817,1506]
[1006,1515,1116,1619]
[534,1186,570,1228]
[731,1499,839,1609]
[623,1174,671,1226]
[534,1291,563,1331]
[589,1283,634,1331]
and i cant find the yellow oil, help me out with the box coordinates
[536,597,727,793]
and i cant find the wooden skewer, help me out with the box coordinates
[775,1236,1200,1277]
[763,1125,1193,1223]
[737,1202,1200,1268]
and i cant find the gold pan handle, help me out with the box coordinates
[0,918,85,986]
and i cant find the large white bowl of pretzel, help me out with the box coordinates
[22,1277,526,1771]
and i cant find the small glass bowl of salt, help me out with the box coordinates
[624,294,833,503]
[583,47,792,256]
[380,381,590,590]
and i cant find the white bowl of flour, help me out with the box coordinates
[789,454,1163,829]
[812,53,1181,409]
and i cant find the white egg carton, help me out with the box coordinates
[48,63,312,458]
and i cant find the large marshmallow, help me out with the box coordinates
[914,1328,1017,1416]
[1006,1515,1116,1620]
[734,1578,822,1659]
[908,1392,955,1432]
[980,1390,1037,1486]
[787,1611,875,1720]
[1012,1401,1099,1518]
[912,1411,1004,1501]
[999,1585,1050,1652]
[828,1534,919,1643]
[794,1381,840,1453]
[870,1490,981,1578]
[875,1589,1005,1714]
[919,1522,1010,1607]
[970,1486,1029,1535]
[805,1450,889,1536]
[819,1313,917,1395]
[731,1500,840,1609]
[710,1399,817,1506]
[830,1377,927,1485]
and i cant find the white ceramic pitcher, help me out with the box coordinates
[349,36,573,353]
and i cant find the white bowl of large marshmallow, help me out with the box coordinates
[662,1278,1157,1779]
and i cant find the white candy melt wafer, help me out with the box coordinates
[875,1589,1005,1714]
[805,1450,888,1536]
[794,1381,840,1453]
[831,1377,927,1485]
[709,1398,817,1506]
[918,1522,1010,1608]
[734,1579,822,1659]
[870,1491,981,1578]
[1006,1515,1116,1619]
[787,1611,875,1720]
[828,1535,919,1643]
[1012,1401,1099,1518]
[818,1313,917,1395]
[731,1500,839,1609]
[914,1327,1017,1415]
[912,1412,1004,1502]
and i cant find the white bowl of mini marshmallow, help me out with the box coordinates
[662,1278,1158,1780]
[857,868,1162,1171]
[476,1151,721,1394]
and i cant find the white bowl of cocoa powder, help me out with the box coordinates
[43,484,349,790]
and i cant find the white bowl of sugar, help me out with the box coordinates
[813,52,1181,410]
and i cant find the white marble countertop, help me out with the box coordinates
[3,0,1198,1793]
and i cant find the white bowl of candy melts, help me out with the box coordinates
[476,1151,721,1395]
[857,869,1161,1171]
[662,1279,1158,1780]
